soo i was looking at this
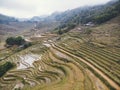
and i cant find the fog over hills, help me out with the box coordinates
[0,0,119,35]
[0,0,112,18]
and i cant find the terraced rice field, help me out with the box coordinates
[0,33,120,90]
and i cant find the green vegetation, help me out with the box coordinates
[6,36,25,46]
[0,62,15,77]
[23,42,32,48]
[55,0,120,34]
[57,23,76,35]
[93,1,120,24]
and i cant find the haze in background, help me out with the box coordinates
[0,0,111,18]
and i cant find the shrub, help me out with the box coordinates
[23,42,32,48]
[0,62,15,77]
[6,36,25,46]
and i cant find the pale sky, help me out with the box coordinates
[0,0,111,18]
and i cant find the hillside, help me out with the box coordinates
[32,0,120,35]
[66,15,120,48]
[0,24,120,90]
[53,0,120,34]
[0,14,35,42]
[89,15,120,47]
[0,0,120,90]
[0,14,17,24]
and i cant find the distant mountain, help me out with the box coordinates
[0,14,35,38]
[0,0,119,35]
[33,0,120,34]
[52,0,120,34]
[32,13,61,33]
[0,14,18,24]
[30,15,48,22]
[17,18,30,22]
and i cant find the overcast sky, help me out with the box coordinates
[0,0,111,18]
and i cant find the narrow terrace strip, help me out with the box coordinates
[51,43,120,90]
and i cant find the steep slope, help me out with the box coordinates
[67,14,120,48]
[89,15,120,47]
[53,0,120,34]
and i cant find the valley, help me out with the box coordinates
[0,28,120,90]
[0,0,120,90]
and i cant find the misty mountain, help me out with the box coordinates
[52,0,120,34]
[0,14,35,37]
[32,0,119,33]
[0,0,119,34]
[0,14,18,24]
[30,15,48,22]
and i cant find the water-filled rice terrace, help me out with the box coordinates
[0,33,120,90]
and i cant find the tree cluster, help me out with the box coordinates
[6,36,25,46]
[0,62,15,77]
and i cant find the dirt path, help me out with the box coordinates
[51,44,120,90]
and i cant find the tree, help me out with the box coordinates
[0,62,15,77]
[58,29,63,35]
[24,42,32,48]
[6,37,15,45]
[6,36,25,46]
[15,36,25,45]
